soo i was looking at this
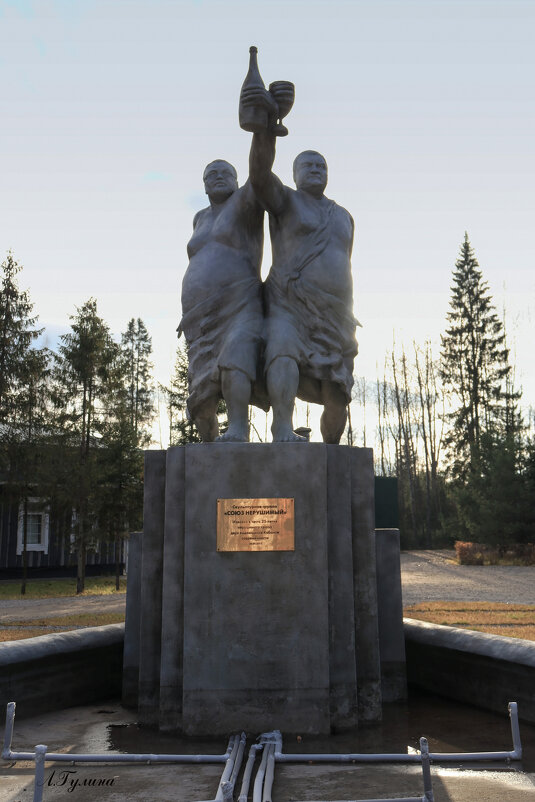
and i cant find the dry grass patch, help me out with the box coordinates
[0,627,78,642]
[404,601,535,641]
[455,541,535,565]
[0,576,126,600]
[0,612,125,642]
[4,612,125,628]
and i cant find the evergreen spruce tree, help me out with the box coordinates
[120,318,154,447]
[163,343,202,445]
[97,348,143,589]
[0,252,48,590]
[94,318,154,587]
[51,298,118,593]
[11,347,51,593]
[440,233,523,543]
[440,233,515,475]
[0,251,42,431]
[161,342,228,444]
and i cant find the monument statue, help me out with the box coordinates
[178,159,267,442]
[243,84,359,444]
[130,50,398,739]
[180,47,358,445]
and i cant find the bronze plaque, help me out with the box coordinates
[217,498,295,552]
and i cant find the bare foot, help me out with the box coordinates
[272,425,307,442]
[216,429,248,443]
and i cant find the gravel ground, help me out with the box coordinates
[1,550,534,623]
[401,549,535,606]
[0,592,126,623]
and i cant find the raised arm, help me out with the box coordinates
[249,129,287,218]
[240,86,288,217]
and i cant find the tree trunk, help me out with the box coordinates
[115,532,120,591]
[414,345,432,548]
[346,403,353,447]
[21,496,28,595]
[392,351,418,542]
[76,538,86,594]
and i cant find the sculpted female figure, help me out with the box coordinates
[178,159,267,441]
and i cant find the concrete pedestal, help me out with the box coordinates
[128,443,404,735]
[375,529,407,702]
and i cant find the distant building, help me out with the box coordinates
[0,485,126,578]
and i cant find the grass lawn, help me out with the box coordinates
[404,601,535,641]
[0,576,126,600]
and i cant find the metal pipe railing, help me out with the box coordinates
[2,701,15,760]
[252,736,271,802]
[2,698,523,802]
[228,731,247,789]
[271,701,522,764]
[252,734,435,802]
[215,731,246,801]
[3,700,522,767]
[262,742,276,802]
[508,701,523,759]
[3,701,240,765]
[251,731,280,802]
[33,745,47,802]
[420,737,434,802]
[238,742,263,802]
[30,734,244,802]
[198,732,247,802]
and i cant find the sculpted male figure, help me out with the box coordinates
[248,107,358,443]
[178,159,266,441]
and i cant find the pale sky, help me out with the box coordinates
[2,0,534,444]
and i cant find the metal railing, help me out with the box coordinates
[27,733,245,802]
[1,700,523,802]
[252,731,434,802]
[271,702,522,765]
[3,701,244,766]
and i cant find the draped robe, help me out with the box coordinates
[264,199,358,404]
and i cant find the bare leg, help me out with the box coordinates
[320,381,348,444]
[218,368,251,442]
[194,397,220,442]
[266,356,305,442]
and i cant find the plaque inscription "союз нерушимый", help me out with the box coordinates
[216,498,294,552]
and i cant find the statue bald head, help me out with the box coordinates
[203,160,239,203]
[203,160,237,182]
[293,151,328,197]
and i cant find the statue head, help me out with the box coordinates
[203,160,239,203]
[293,151,328,197]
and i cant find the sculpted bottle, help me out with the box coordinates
[239,46,268,132]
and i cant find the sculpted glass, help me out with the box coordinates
[268,81,295,137]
